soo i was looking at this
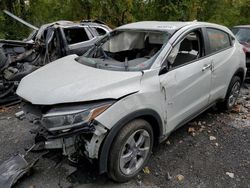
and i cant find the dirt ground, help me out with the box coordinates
[0,86,249,188]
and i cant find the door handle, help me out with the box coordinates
[202,64,212,72]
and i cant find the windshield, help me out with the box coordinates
[232,28,250,43]
[76,30,169,71]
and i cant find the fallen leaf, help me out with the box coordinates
[143,166,150,174]
[166,140,171,145]
[188,127,195,133]
[215,143,219,147]
[226,172,234,178]
[231,105,241,113]
[209,136,216,141]
[176,174,184,181]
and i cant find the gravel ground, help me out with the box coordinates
[0,87,249,188]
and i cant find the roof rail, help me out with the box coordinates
[81,20,106,25]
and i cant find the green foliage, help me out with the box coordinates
[0,0,249,39]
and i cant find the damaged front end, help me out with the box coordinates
[22,100,114,162]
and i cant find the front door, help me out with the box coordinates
[159,29,212,133]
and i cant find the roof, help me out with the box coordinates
[116,21,229,34]
[117,21,191,32]
[233,25,250,28]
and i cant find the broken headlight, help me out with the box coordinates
[41,102,113,132]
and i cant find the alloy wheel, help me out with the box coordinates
[228,81,240,107]
[119,129,151,175]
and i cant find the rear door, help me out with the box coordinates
[205,28,235,102]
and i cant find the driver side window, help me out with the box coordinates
[167,30,204,68]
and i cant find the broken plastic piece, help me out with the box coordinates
[0,154,34,188]
[15,111,25,120]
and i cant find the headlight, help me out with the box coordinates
[41,102,113,131]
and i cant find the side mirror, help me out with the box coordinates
[159,64,169,75]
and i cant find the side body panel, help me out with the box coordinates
[96,69,165,132]
[159,58,211,132]
[203,28,244,102]
[209,47,236,102]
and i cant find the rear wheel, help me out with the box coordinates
[108,119,153,182]
[217,76,241,111]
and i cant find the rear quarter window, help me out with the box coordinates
[91,26,107,36]
[207,28,231,54]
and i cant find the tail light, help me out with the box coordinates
[243,47,248,54]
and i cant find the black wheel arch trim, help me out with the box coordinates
[98,108,163,174]
[234,67,246,84]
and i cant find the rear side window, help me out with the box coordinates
[207,28,231,53]
[91,27,107,36]
[96,27,107,35]
[64,28,89,45]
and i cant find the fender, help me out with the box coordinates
[98,108,163,174]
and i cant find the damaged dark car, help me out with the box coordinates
[0,10,111,103]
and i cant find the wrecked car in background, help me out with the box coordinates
[17,21,246,182]
[232,25,250,80]
[0,10,111,103]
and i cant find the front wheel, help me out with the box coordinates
[218,76,241,111]
[108,119,153,182]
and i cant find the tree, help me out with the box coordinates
[0,0,249,39]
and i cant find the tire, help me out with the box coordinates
[108,119,153,182]
[217,76,241,111]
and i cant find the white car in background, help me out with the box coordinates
[17,21,246,182]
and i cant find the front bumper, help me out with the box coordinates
[32,122,96,158]
[21,102,109,161]
[31,119,108,161]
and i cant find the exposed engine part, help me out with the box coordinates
[4,63,38,81]
[44,136,76,157]
[14,49,34,63]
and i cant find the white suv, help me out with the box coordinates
[17,21,246,182]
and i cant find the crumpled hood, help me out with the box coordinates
[17,55,142,105]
